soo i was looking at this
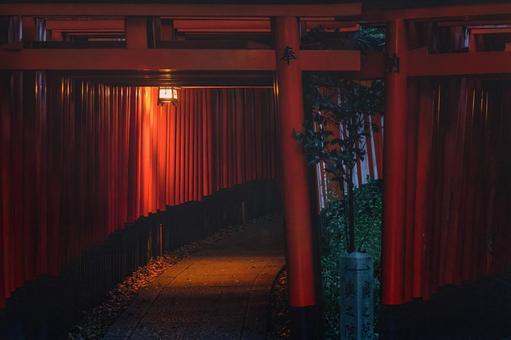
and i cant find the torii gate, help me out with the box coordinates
[1,1,511,337]
[0,4,364,335]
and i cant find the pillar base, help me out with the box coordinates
[290,305,320,339]
[380,301,423,340]
[380,304,406,340]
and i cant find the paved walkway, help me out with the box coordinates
[104,216,285,340]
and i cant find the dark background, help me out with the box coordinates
[1,0,511,9]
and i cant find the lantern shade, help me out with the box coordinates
[158,86,179,104]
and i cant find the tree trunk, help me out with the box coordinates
[341,181,350,251]
[347,169,355,253]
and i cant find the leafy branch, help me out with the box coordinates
[295,76,384,253]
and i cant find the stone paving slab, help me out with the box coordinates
[104,216,285,340]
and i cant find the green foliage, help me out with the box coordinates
[320,180,383,339]
[295,75,384,252]
[297,72,385,337]
[301,25,386,52]
[295,78,384,184]
[352,27,386,52]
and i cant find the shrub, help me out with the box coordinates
[319,179,383,339]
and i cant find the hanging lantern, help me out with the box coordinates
[158,86,180,105]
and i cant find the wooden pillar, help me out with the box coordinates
[160,18,176,41]
[382,18,408,306]
[273,17,317,337]
[468,31,477,52]
[50,30,63,42]
[126,16,147,49]
[21,16,36,43]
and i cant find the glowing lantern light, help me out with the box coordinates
[158,86,180,105]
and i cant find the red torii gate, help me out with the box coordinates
[1,1,511,336]
[0,2,363,320]
[382,8,511,306]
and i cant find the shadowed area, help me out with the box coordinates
[104,215,285,340]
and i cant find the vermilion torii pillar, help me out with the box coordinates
[273,16,317,337]
[382,18,408,306]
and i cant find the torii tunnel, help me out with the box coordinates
[1,1,511,339]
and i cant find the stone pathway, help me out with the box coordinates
[104,216,285,340]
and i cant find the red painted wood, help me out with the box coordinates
[411,80,433,299]
[397,77,511,303]
[407,49,511,76]
[371,3,511,20]
[358,52,386,79]
[274,16,316,307]
[0,3,362,17]
[382,19,408,305]
[45,19,125,32]
[21,17,37,42]
[0,49,363,72]
[403,81,418,302]
[300,50,360,71]
[0,49,277,71]
[471,27,511,35]
[126,17,147,49]
[172,19,270,33]
[0,76,278,309]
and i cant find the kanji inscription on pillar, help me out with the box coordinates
[340,252,374,340]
